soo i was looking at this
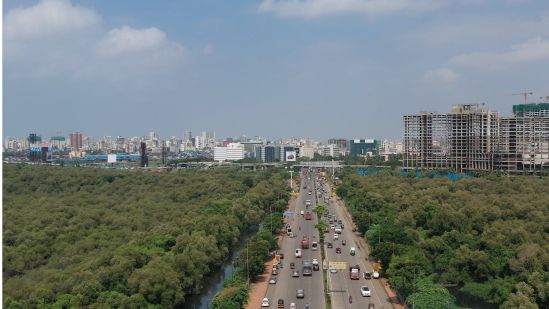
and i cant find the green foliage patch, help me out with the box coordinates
[336,172,549,308]
[3,165,289,308]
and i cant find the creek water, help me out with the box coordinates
[184,227,257,309]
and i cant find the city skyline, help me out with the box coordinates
[4,0,549,139]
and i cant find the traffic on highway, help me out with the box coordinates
[262,168,393,309]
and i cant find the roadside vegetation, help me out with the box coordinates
[336,171,548,309]
[3,164,289,308]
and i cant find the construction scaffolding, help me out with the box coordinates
[403,104,499,173]
[494,104,549,174]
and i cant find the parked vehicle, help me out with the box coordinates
[262,298,270,307]
[311,241,318,251]
[295,249,302,258]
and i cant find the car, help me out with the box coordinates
[368,303,375,309]
[290,262,295,269]
[341,224,344,229]
[277,298,284,308]
[292,270,300,277]
[336,247,342,254]
[342,239,346,246]
[330,225,335,230]
[330,268,338,273]
[364,272,372,279]
[327,242,333,248]
[272,268,278,275]
[262,298,270,307]
[361,286,371,297]
[296,289,305,298]
[373,271,380,279]
[333,233,339,240]
[289,302,297,309]
[269,277,277,284]
[279,253,284,259]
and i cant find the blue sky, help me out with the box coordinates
[4,0,549,140]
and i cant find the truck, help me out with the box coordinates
[302,260,313,276]
[349,264,360,280]
[304,211,312,220]
[301,236,309,249]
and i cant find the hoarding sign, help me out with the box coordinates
[329,261,347,270]
[286,151,297,162]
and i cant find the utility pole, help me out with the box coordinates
[246,241,249,287]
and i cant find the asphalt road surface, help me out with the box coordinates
[319,176,394,309]
[264,169,325,309]
[264,168,394,309]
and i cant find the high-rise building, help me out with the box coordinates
[350,139,379,156]
[318,144,342,157]
[183,130,193,150]
[214,143,245,162]
[70,132,83,150]
[494,103,549,174]
[328,138,348,154]
[403,104,499,172]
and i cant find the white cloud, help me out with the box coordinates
[450,37,549,68]
[4,0,100,39]
[421,67,458,83]
[4,0,189,81]
[98,26,171,56]
[258,0,441,18]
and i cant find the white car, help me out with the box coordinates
[289,302,297,309]
[262,297,270,307]
[373,271,380,279]
[333,233,339,240]
[361,286,371,297]
[330,268,338,273]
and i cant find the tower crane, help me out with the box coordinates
[512,91,533,104]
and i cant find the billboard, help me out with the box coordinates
[285,151,297,162]
[107,154,117,163]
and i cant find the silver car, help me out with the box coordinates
[296,289,305,298]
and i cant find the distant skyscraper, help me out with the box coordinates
[183,130,193,150]
[69,132,83,150]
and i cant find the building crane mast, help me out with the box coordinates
[512,91,533,104]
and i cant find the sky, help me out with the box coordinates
[3,0,549,141]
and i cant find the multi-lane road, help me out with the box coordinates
[263,168,394,309]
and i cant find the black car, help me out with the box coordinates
[364,272,372,279]
[327,242,333,248]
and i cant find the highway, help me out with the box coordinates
[264,169,325,309]
[263,168,394,309]
[319,175,394,309]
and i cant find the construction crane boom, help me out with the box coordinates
[512,91,533,104]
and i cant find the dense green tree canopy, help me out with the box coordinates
[336,172,549,308]
[3,165,289,308]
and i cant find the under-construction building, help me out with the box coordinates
[494,103,549,174]
[403,104,499,173]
